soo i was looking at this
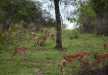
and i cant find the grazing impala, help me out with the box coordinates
[36,36,48,46]
[59,51,91,75]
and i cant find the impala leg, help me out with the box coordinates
[59,59,67,75]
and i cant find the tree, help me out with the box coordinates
[78,0,108,35]
[0,0,43,32]
[54,0,63,50]
[90,0,108,35]
[78,2,96,33]
[53,0,80,50]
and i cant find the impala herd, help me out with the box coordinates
[12,30,55,56]
[12,30,108,75]
[59,50,108,75]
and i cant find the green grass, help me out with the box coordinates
[0,30,108,75]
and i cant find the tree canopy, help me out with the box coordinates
[78,0,108,35]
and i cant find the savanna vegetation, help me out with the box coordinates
[0,0,108,75]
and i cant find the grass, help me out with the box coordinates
[0,29,108,75]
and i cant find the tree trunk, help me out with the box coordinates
[54,0,63,50]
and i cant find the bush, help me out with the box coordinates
[69,29,80,40]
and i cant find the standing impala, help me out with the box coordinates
[12,47,27,56]
[94,52,108,64]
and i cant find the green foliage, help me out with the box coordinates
[69,29,80,39]
[80,4,96,18]
[77,0,97,33]
[90,0,108,14]
[78,0,108,35]
[0,0,43,31]
[78,1,96,24]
